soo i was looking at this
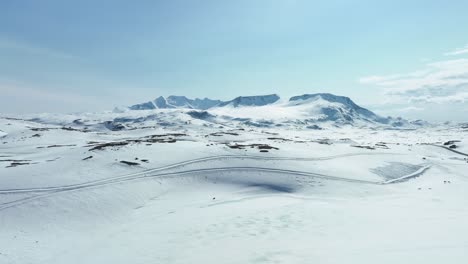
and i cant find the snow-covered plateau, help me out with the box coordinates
[1,94,467,264]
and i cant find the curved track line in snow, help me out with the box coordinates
[0,165,431,211]
[0,166,380,195]
[429,144,468,157]
[0,167,377,211]
[0,152,393,194]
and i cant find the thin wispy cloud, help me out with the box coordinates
[359,55,468,105]
[444,44,468,56]
[397,106,424,112]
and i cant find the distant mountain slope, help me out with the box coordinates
[129,94,280,110]
[130,96,221,110]
[217,94,280,107]
[129,101,156,110]
[287,93,388,123]
[154,96,173,109]
[166,96,222,110]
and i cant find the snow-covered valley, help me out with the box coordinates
[1,94,468,263]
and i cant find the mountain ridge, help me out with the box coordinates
[126,93,417,126]
[129,94,282,110]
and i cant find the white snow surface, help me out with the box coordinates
[1,110,468,264]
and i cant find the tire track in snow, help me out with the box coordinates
[0,164,431,211]
[0,152,427,211]
[0,166,379,211]
[428,144,468,157]
[1,165,381,195]
[0,152,393,194]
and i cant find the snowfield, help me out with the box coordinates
[1,103,468,263]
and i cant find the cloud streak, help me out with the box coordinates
[444,44,468,56]
[359,57,468,105]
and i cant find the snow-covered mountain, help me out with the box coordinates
[286,93,389,124]
[129,94,280,110]
[127,93,421,127]
[129,96,222,110]
[128,101,156,110]
[163,96,222,110]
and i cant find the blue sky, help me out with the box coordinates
[1,0,468,121]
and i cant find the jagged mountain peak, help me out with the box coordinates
[153,96,173,109]
[129,94,281,110]
[129,95,221,110]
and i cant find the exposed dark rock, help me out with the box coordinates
[209,132,239,136]
[89,141,129,151]
[120,161,140,166]
[6,162,30,168]
[46,144,76,148]
[187,111,215,120]
[225,143,279,150]
[88,133,186,151]
[351,145,375,150]
[444,140,461,146]
[306,125,322,130]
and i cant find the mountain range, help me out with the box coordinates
[127,93,423,127]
